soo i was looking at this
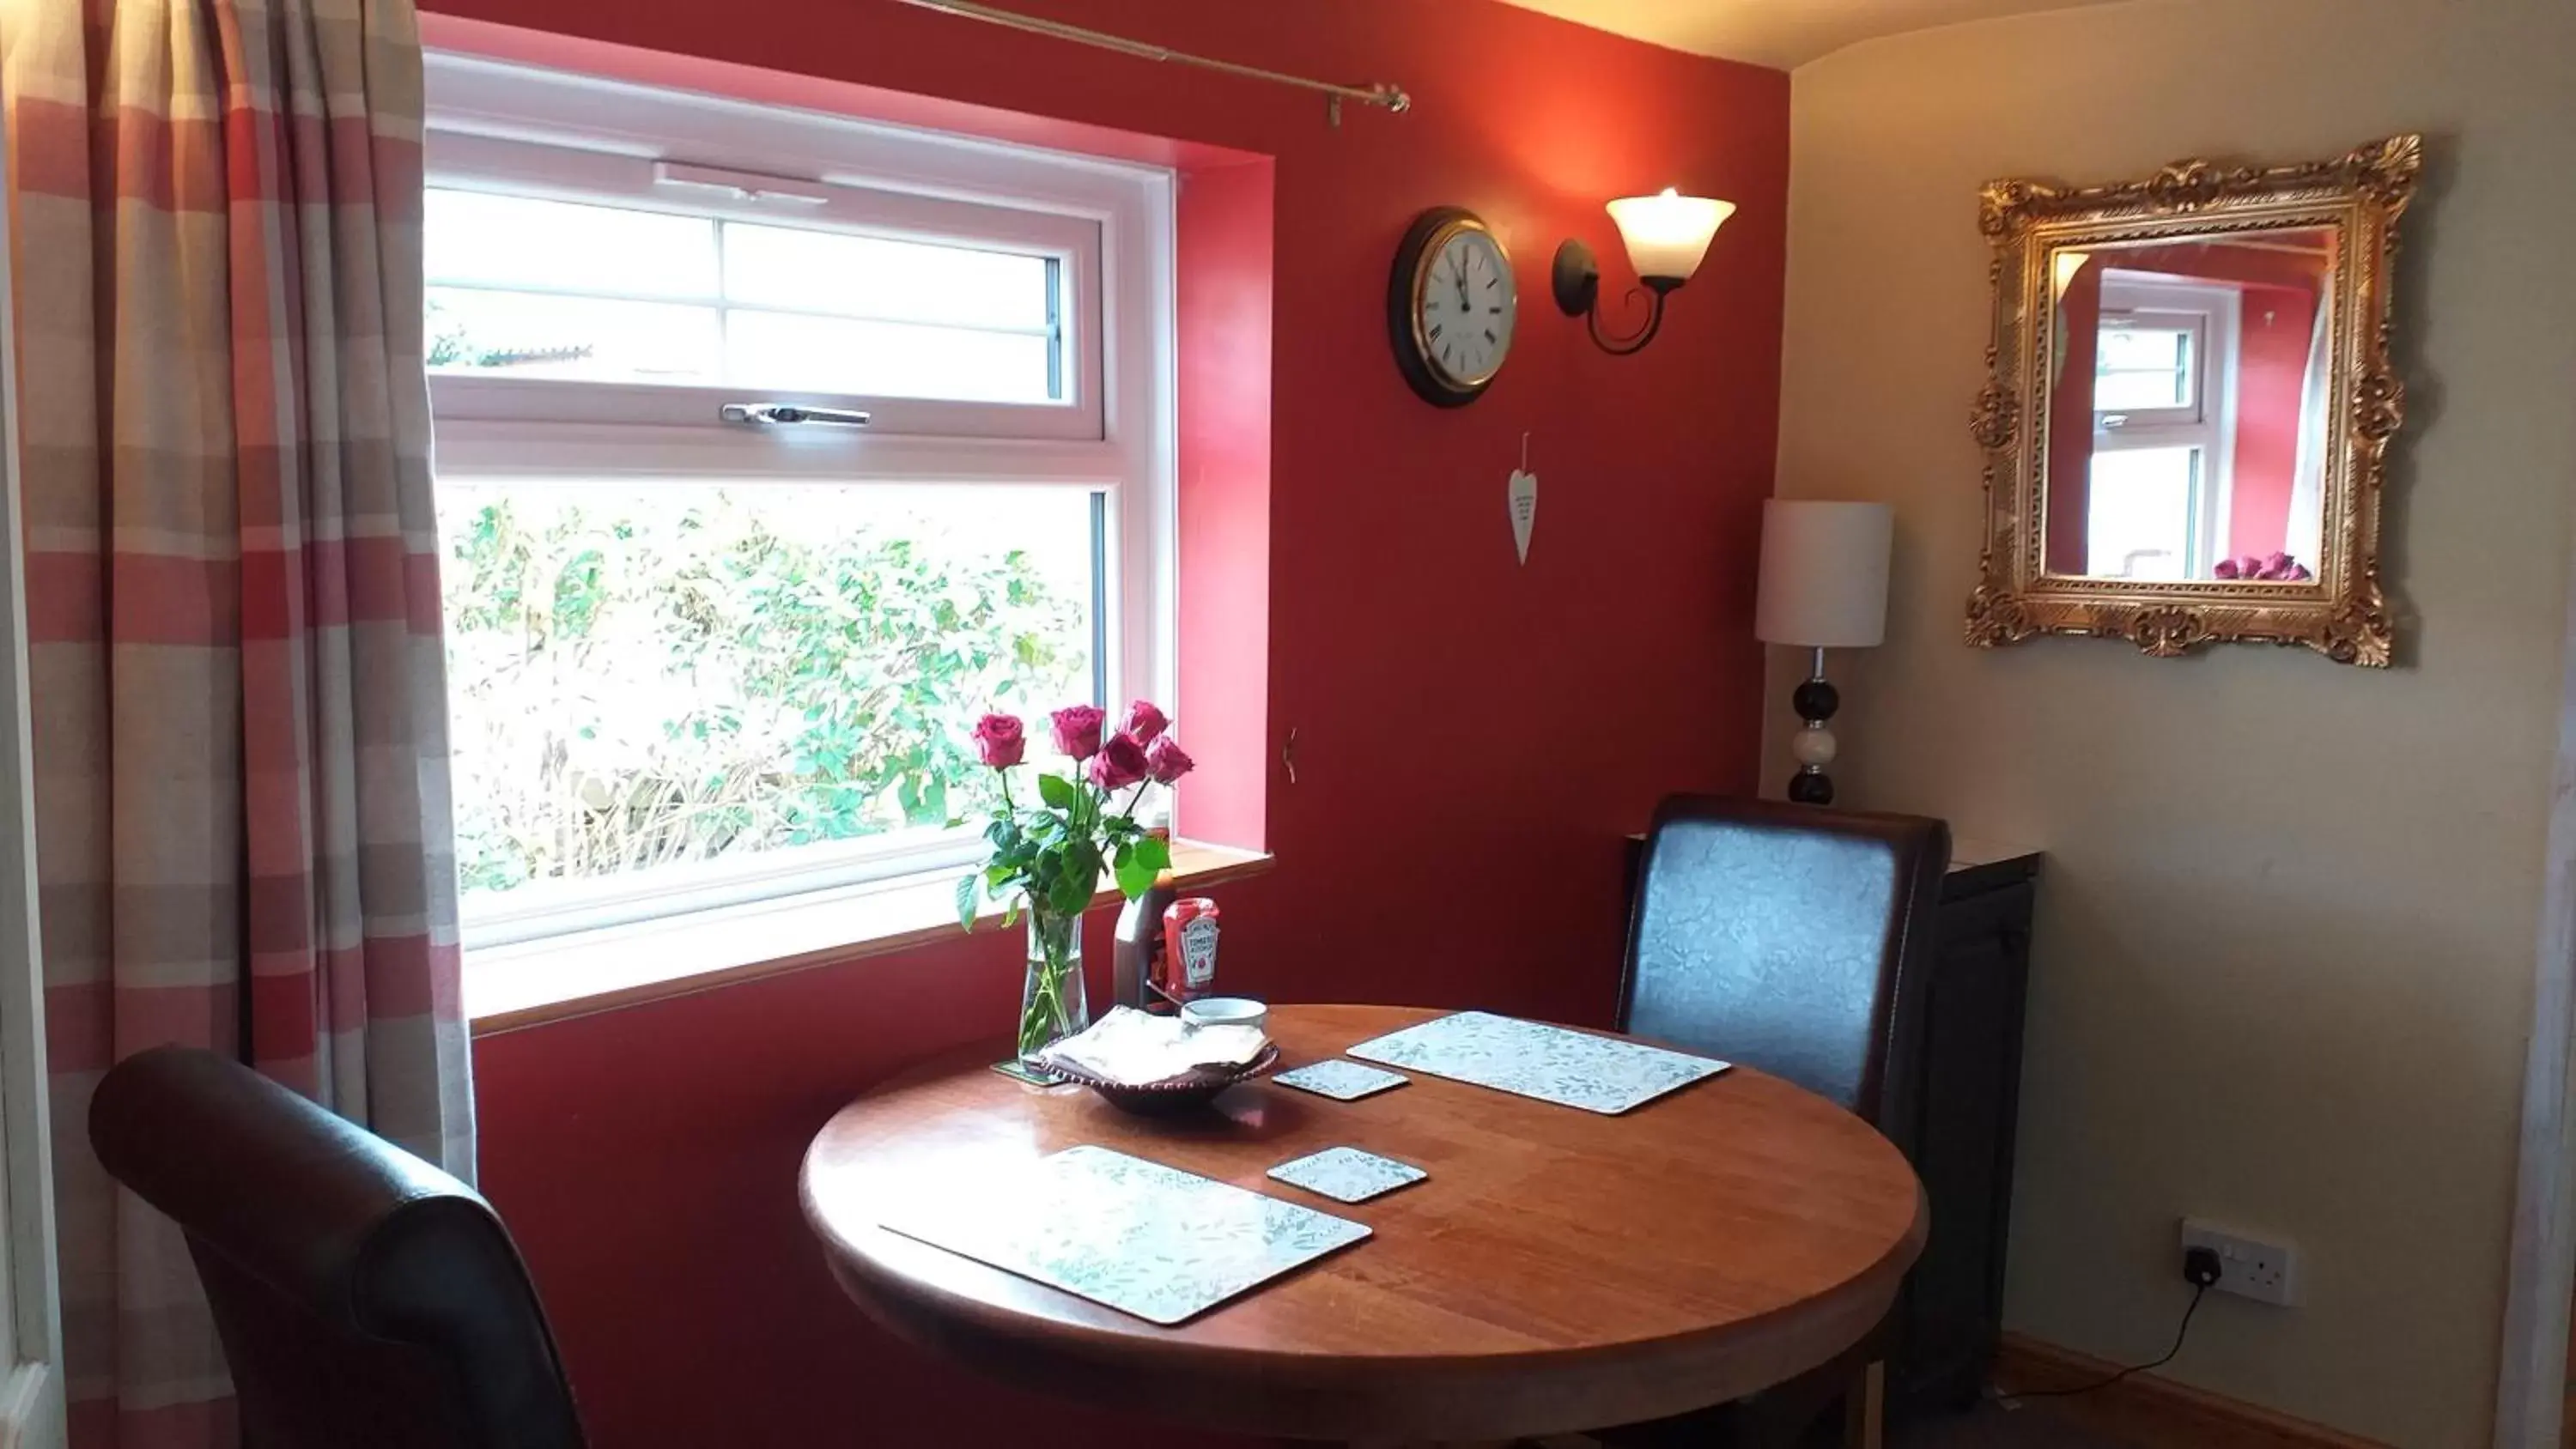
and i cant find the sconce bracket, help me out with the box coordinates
[1552,239,1602,318]
[1552,239,1682,356]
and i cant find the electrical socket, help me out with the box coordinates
[2180,1217,2299,1306]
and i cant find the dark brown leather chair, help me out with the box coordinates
[1613,794,1951,1448]
[90,1046,586,1449]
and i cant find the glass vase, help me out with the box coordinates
[1019,906,1090,1068]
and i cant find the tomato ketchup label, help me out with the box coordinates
[1160,898,1220,1002]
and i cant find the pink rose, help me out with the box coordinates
[1050,704,1107,761]
[970,713,1025,769]
[2213,558,2241,579]
[1088,732,1150,791]
[1124,700,1170,744]
[1145,736,1194,785]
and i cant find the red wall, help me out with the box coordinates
[2044,258,2102,575]
[2225,282,2321,561]
[433,3,1789,1445]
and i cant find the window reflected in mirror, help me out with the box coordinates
[2044,228,2336,583]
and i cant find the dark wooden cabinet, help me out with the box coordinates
[1893,848,2038,1412]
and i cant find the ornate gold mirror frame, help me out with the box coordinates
[1965,136,2421,664]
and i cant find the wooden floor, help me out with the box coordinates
[1895,1399,2141,1448]
[1536,1397,2248,1449]
[1987,1335,2386,1449]
[1539,1334,2391,1449]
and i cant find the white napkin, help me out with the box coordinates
[1039,1006,1268,1087]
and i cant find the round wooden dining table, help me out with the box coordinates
[799,1003,1928,1444]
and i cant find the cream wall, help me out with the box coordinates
[1775,2,2576,1443]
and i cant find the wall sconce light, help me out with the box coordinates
[1551,188,1736,355]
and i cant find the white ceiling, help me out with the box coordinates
[1496,0,2144,70]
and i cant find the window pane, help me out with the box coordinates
[2093,371,2190,411]
[439,482,1097,904]
[422,188,1074,405]
[2086,447,2199,579]
[2097,324,2190,373]
[426,190,718,299]
[2094,324,2193,409]
[722,221,1053,331]
[725,311,1055,403]
[428,287,721,382]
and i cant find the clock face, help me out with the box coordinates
[1388,209,1516,406]
[1415,226,1516,389]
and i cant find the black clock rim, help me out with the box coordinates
[1388,205,1498,409]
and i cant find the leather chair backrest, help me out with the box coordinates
[1620,795,1950,1157]
[89,1046,586,1449]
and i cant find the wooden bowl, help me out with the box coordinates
[1046,1043,1281,1115]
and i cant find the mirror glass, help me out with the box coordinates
[2042,227,2336,582]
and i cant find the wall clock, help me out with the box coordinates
[1388,207,1517,407]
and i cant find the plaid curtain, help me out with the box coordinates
[0,0,471,1442]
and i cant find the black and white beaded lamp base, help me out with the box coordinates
[1785,664,1839,806]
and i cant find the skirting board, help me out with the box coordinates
[1995,1332,2392,1449]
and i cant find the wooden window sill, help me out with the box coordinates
[465,840,1274,1035]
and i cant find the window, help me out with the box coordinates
[425,54,1174,949]
[2092,315,2198,413]
[427,190,1066,403]
[2087,274,2239,580]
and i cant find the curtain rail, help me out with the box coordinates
[891,0,1412,125]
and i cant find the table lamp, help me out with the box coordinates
[1755,500,1893,806]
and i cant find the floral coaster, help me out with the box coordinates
[1267,1146,1427,1203]
[1273,1059,1409,1101]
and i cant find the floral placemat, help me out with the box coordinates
[1346,1010,1730,1115]
[876,1145,1370,1325]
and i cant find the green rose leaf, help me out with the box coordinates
[1114,852,1156,899]
[954,872,981,931]
[1049,866,1091,915]
[1036,773,1075,810]
[1131,835,1171,876]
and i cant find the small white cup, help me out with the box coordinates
[1181,997,1267,1034]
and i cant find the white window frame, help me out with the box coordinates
[423,53,1178,950]
[2093,273,2242,576]
[424,138,1103,440]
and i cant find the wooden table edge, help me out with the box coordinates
[802,1166,1926,1440]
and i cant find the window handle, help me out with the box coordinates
[720,403,872,428]
[655,162,830,206]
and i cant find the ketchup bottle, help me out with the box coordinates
[1156,898,1221,1008]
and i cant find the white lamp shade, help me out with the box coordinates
[1755,500,1893,648]
[1606,189,1735,282]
